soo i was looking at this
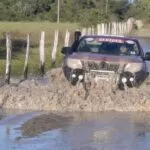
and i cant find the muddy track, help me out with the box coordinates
[0,68,150,112]
[20,113,73,137]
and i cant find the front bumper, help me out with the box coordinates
[64,66,143,87]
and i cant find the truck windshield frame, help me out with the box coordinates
[76,37,140,56]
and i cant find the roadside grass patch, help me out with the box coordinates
[0,22,79,76]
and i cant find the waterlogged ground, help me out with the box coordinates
[0,37,150,112]
[0,37,150,150]
[1,111,150,150]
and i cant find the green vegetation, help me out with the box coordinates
[127,0,150,21]
[0,0,132,25]
[0,0,149,24]
[0,0,150,76]
[0,22,78,76]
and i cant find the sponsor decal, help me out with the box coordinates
[85,37,124,44]
[97,38,124,43]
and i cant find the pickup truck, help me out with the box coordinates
[61,33,150,89]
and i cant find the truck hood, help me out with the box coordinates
[69,52,143,64]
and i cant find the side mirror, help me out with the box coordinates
[61,47,70,55]
[144,52,150,61]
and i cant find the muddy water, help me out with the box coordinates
[0,110,42,150]
[1,112,150,150]
[0,37,150,150]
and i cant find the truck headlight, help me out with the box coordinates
[67,58,82,69]
[124,63,143,73]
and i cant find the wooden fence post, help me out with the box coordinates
[91,26,95,35]
[122,22,124,35]
[64,30,70,47]
[120,22,123,35]
[101,23,105,35]
[123,22,126,35]
[122,22,125,35]
[119,22,121,35]
[124,22,128,35]
[87,27,92,35]
[39,31,45,75]
[81,28,87,36]
[97,24,101,35]
[127,20,133,34]
[111,22,114,35]
[108,23,110,35]
[104,23,107,35]
[114,22,117,35]
[118,22,120,35]
[5,33,12,84]
[51,30,59,65]
[23,34,30,79]
[116,22,119,35]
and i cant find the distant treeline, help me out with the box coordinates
[0,0,149,26]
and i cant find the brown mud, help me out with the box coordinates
[19,111,150,138]
[0,68,150,112]
[20,113,73,137]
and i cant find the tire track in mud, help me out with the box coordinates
[0,68,150,112]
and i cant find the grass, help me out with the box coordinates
[131,24,150,37]
[0,22,79,76]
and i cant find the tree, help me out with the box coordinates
[0,0,136,24]
[127,0,150,20]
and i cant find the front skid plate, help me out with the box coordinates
[84,70,119,84]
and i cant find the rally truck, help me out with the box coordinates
[61,33,150,89]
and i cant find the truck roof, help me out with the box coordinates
[81,35,138,41]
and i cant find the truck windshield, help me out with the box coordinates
[76,37,140,56]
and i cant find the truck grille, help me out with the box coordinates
[89,70,115,81]
[82,61,119,72]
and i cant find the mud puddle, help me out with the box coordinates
[1,68,150,112]
[0,37,150,149]
[1,111,150,150]
[0,109,43,150]
[0,37,150,112]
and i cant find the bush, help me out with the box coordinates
[79,9,108,27]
